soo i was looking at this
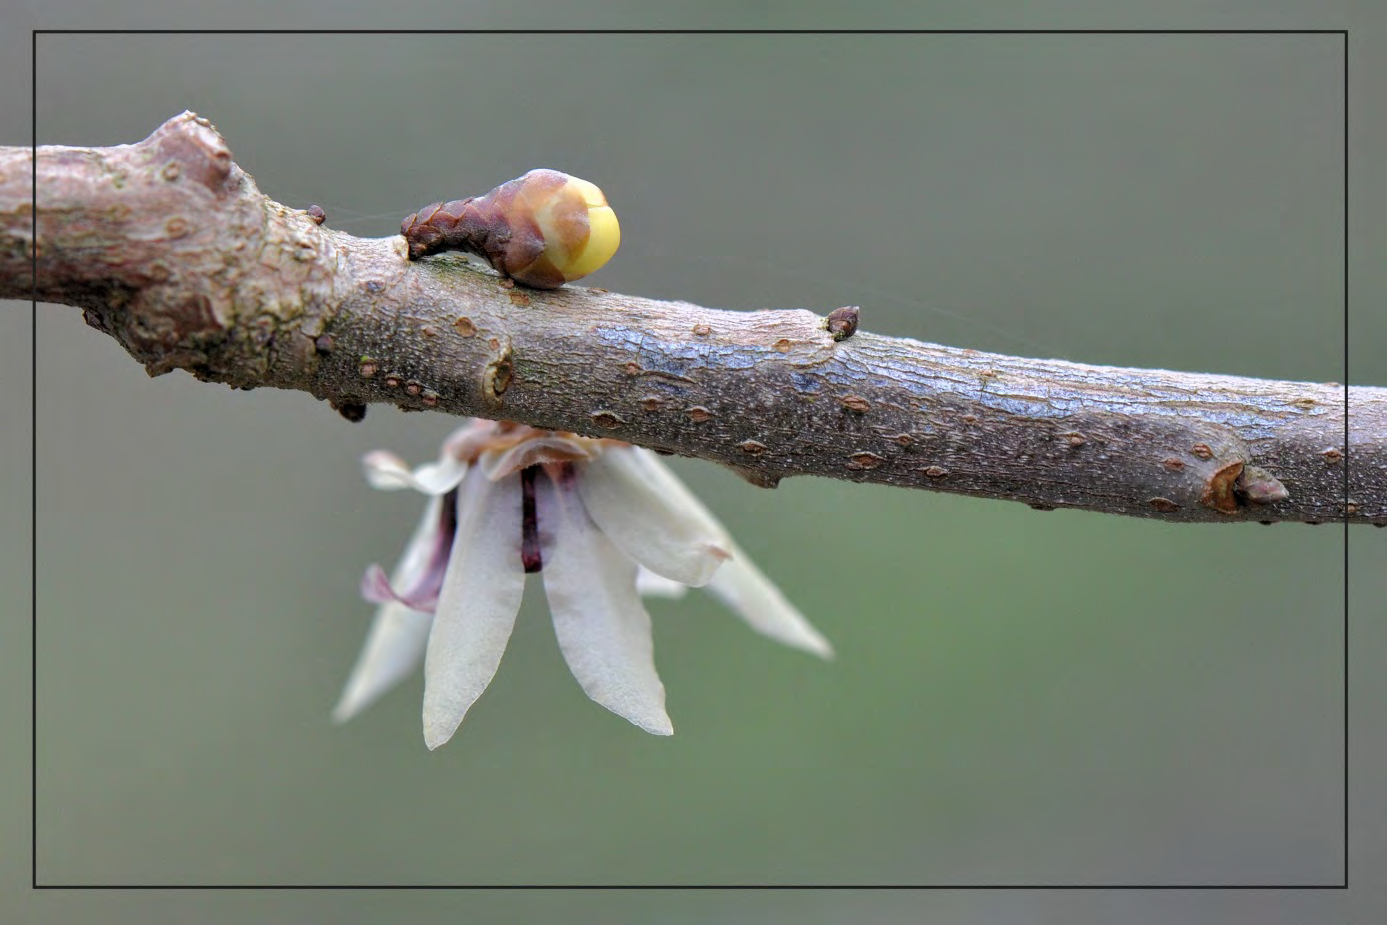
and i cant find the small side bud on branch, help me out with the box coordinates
[826,306,860,341]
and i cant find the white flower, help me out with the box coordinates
[333,419,832,747]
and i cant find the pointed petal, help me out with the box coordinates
[364,449,468,495]
[422,469,527,749]
[576,447,730,587]
[332,496,446,723]
[636,566,690,600]
[395,494,449,586]
[538,472,673,735]
[332,602,434,724]
[706,547,835,660]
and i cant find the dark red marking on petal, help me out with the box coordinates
[440,485,459,541]
[409,487,460,607]
[551,460,579,490]
[357,487,460,613]
[521,466,543,573]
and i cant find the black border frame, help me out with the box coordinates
[29,28,1353,893]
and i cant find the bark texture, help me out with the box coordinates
[3,112,1380,525]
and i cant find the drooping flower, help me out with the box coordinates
[332,419,832,747]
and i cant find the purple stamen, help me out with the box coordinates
[521,466,542,573]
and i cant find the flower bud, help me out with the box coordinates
[401,169,621,289]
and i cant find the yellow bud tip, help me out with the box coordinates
[563,202,621,281]
[521,172,621,286]
[565,175,607,209]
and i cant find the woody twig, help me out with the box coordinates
[2,112,1379,525]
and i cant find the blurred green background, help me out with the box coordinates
[3,13,1383,925]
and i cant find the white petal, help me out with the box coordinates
[636,566,690,600]
[364,449,468,495]
[583,447,832,658]
[421,469,527,749]
[363,451,412,490]
[538,472,673,735]
[331,602,434,724]
[332,496,445,723]
[577,447,730,587]
[706,546,835,660]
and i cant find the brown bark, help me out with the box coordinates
[2,112,1379,525]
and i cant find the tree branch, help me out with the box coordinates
[4,112,1378,525]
